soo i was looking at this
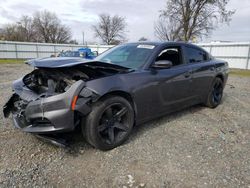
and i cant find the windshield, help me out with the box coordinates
[95,44,156,69]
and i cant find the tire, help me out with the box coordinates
[205,77,224,108]
[82,95,134,150]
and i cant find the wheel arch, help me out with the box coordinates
[215,73,224,83]
[97,90,137,119]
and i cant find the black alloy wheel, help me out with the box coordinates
[212,80,223,104]
[82,96,134,150]
[206,77,223,108]
[97,103,130,145]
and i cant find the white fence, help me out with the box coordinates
[0,41,250,70]
[0,41,112,59]
[198,42,250,70]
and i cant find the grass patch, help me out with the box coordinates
[230,69,250,77]
[0,59,26,64]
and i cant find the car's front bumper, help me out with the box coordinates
[4,80,92,134]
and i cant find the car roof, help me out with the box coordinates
[125,41,200,48]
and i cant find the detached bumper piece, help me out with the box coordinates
[35,134,69,148]
[4,80,92,134]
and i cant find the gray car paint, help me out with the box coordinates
[3,42,229,134]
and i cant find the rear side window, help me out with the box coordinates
[186,47,208,63]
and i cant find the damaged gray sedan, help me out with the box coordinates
[3,42,228,150]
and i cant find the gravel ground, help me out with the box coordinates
[0,64,250,187]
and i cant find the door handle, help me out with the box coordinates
[184,70,192,78]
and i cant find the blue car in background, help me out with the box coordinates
[58,48,98,59]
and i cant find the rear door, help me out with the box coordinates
[183,45,215,102]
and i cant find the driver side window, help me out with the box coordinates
[156,47,183,67]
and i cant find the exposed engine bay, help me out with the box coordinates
[22,66,112,97]
[3,59,130,118]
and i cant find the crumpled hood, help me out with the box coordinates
[26,57,129,71]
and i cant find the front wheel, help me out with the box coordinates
[205,77,224,108]
[82,96,134,150]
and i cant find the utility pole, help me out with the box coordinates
[82,31,85,45]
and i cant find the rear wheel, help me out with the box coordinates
[205,77,223,108]
[82,96,134,150]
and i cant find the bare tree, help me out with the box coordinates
[68,39,79,44]
[155,0,235,41]
[0,11,72,43]
[33,10,71,43]
[0,24,18,41]
[17,16,36,42]
[0,28,4,40]
[154,17,182,41]
[0,16,35,42]
[92,14,127,45]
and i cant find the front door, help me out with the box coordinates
[152,46,196,114]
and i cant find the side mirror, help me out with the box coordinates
[152,60,173,69]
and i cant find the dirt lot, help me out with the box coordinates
[0,64,250,187]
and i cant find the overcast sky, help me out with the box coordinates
[0,0,250,43]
